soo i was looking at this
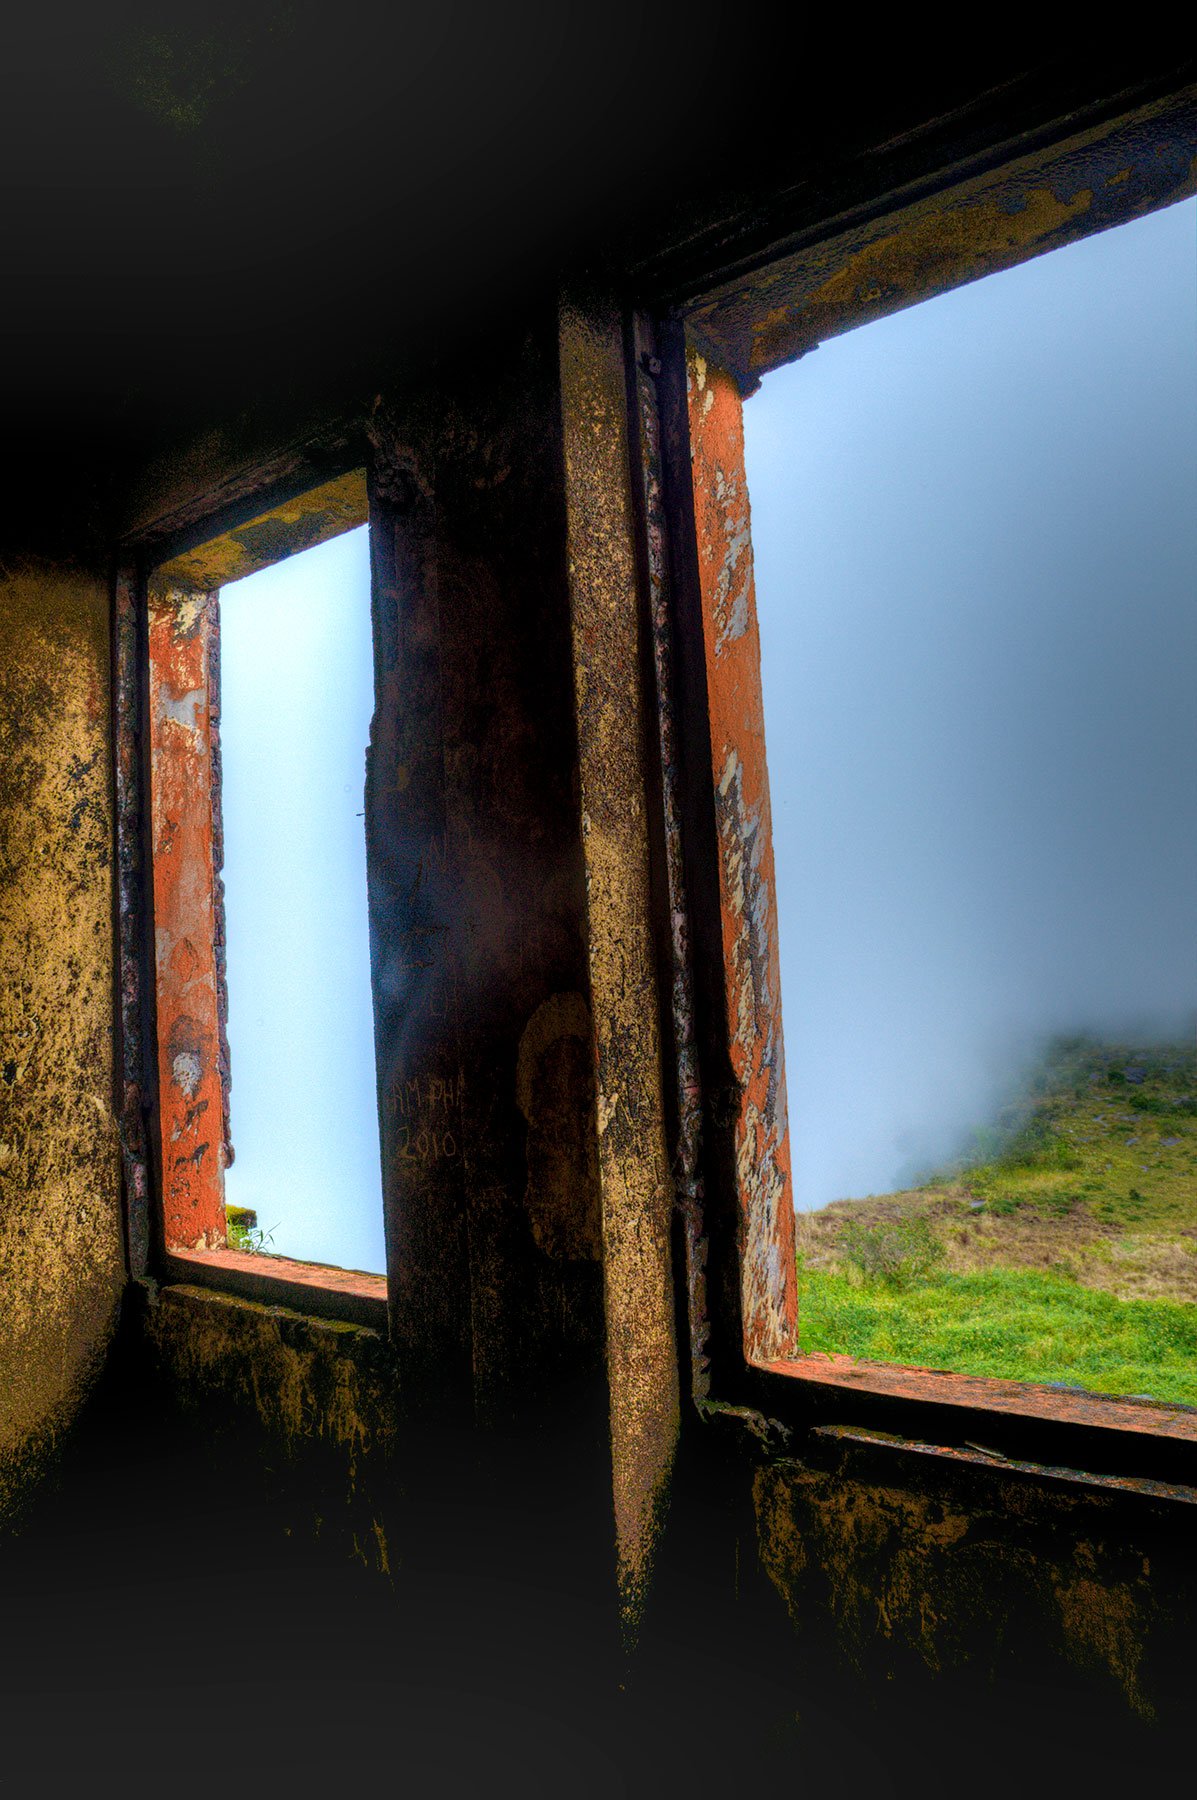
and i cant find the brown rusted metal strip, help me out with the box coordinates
[626,311,712,1406]
[112,565,153,1277]
[810,1422,1197,1507]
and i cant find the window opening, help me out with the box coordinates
[218,525,384,1273]
[147,491,386,1284]
[742,196,1197,1406]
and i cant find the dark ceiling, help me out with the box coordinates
[0,8,1190,541]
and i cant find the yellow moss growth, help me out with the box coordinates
[0,565,124,1522]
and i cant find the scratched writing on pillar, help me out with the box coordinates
[391,1070,461,1163]
[392,1072,459,1120]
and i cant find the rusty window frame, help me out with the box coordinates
[114,450,389,1328]
[633,80,1197,1482]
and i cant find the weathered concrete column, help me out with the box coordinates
[364,300,680,1622]
[560,297,681,1625]
[367,328,618,1421]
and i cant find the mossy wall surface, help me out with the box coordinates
[0,565,124,1522]
[754,1445,1195,1727]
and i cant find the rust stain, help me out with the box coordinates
[149,589,227,1249]
[686,348,797,1363]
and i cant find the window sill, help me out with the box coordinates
[161,1246,388,1329]
[747,1351,1197,1488]
[754,1351,1197,1440]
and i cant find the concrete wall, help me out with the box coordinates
[0,565,124,1521]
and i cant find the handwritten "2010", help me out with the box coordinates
[396,1124,459,1163]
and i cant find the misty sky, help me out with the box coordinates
[220,525,385,1272]
[744,196,1197,1211]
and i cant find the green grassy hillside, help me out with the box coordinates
[794,1036,1197,1404]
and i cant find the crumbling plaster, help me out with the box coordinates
[0,566,123,1520]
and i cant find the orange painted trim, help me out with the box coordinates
[149,590,227,1250]
[687,346,798,1363]
[757,1354,1197,1443]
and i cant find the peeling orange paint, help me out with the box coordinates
[686,348,797,1364]
[148,589,227,1249]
